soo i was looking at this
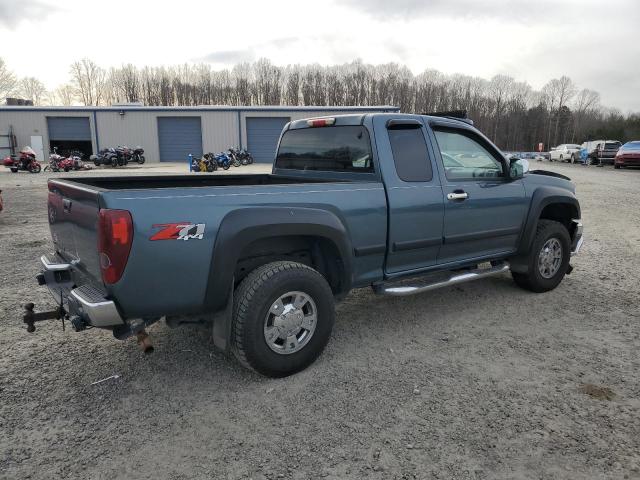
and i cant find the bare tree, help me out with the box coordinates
[19,77,47,105]
[571,88,600,141]
[69,58,107,105]
[0,57,17,100]
[487,74,515,142]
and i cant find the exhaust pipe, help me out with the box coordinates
[136,330,154,354]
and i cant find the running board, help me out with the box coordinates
[373,262,510,297]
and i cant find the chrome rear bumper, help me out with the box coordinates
[40,254,124,327]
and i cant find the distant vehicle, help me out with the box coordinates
[614,141,640,169]
[594,141,622,165]
[549,144,582,163]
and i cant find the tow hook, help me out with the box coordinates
[23,302,67,333]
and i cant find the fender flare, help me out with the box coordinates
[516,186,581,256]
[203,206,353,313]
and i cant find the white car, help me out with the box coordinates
[549,144,582,163]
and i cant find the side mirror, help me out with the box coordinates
[509,157,529,179]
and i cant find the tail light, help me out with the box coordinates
[307,118,335,127]
[98,209,133,284]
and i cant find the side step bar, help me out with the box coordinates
[373,262,510,297]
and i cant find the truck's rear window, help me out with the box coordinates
[275,126,373,173]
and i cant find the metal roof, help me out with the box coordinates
[0,105,399,113]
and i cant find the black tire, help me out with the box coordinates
[223,163,230,170]
[138,155,145,165]
[10,167,18,173]
[614,164,621,169]
[206,163,214,172]
[570,153,576,164]
[232,261,335,377]
[512,219,571,293]
[30,163,41,173]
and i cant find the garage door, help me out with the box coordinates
[47,117,91,141]
[157,117,202,162]
[246,117,290,163]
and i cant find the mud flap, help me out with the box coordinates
[211,281,234,353]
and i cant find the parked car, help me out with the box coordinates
[614,141,640,169]
[549,144,582,163]
[27,113,583,377]
[594,140,622,165]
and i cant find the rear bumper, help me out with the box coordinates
[615,157,640,166]
[40,254,124,327]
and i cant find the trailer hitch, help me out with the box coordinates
[23,302,67,333]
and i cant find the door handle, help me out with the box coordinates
[447,191,468,201]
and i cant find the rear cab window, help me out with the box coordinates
[387,125,433,182]
[275,126,373,173]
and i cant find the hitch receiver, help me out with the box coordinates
[23,302,67,333]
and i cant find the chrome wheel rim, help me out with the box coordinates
[264,291,317,355]
[538,238,563,279]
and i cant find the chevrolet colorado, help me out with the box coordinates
[28,113,583,377]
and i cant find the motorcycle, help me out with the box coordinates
[192,153,218,172]
[115,146,131,166]
[45,147,72,172]
[4,146,41,173]
[228,147,254,166]
[91,148,120,167]
[214,152,232,170]
[131,146,145,164]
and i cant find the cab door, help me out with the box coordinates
[427,124,527,265]
[373,116,444,275]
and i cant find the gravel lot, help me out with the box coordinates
[1,162,639,480]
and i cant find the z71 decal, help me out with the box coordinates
[150,223,205,241]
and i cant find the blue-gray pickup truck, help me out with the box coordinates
[31,113,583,377]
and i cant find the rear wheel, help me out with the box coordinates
[614,164,621,169]
[232,261,335,377]
[512,219,571,293]
[10,167,18,173]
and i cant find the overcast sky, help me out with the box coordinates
[1,0,638,111]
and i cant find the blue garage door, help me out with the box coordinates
[158,117,202,162]
[246,117,290,163]
[47,117,91,140]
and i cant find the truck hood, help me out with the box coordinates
[528,169,571,182]
[523,169,576,194]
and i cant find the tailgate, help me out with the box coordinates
[48,179,102,282]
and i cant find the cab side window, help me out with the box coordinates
[388,126,433,182]
[433,129,505,181]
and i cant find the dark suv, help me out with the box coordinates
[594,141,622,165]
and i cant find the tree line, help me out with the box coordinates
[1,57,638,151]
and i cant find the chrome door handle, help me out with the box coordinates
[447,192,468,201]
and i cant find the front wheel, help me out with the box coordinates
[137,155,145,165]
[571,153,576,164]
[222,163,230,170]
[29,163,42,173]
[232,261,335,377]
[10,167,18,173]
[512,219,571,293]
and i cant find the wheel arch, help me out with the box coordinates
[203,207,353,314]
[514,187,581,260]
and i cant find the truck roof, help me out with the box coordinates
[287,112,475,131]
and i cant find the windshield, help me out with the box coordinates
[275,126,374,173]
[622,141,640,151]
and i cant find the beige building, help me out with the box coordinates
[0,105,398,163]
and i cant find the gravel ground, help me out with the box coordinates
[1,162,639,480]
